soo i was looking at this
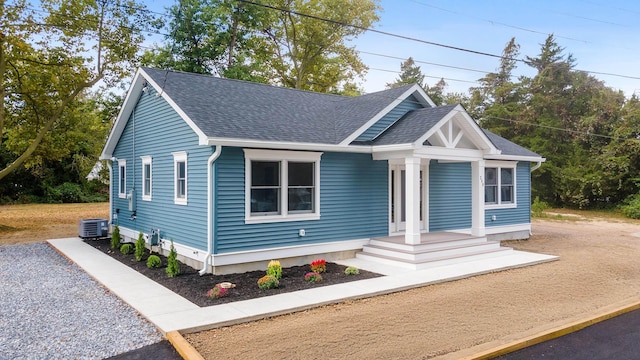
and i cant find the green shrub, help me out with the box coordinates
[46,182,83,203]
[120,243,133,255]
[266,260,282,279]
[134,232,146,261]
[166,241,180,278]
[531,196,550,217]
[110,226,121,250]
[304,272,323,283]
[146,255,161,268]
[621,193,640,219]
[257,275,279,290]
[344,266,360,275]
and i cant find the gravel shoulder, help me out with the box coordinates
[185,218,640,359]
[0,242,163,359]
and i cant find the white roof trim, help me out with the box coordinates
[100,68,208,160]
[485,155,546,162]
[339,84,436,146]
[206,137,373,153]
[413,105,501,155]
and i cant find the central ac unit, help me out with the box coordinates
[79,218,109,239]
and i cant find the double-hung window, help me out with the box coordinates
[173,152,187,205]
[118,159,126,198]
[485,161,516,208]
[244,149,321,224]
[141,156,152,201]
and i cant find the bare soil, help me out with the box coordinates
[0,203,109,245]
[185,217,640,359]
[86,238,380,307]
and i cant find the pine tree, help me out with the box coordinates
[386,57,425,89]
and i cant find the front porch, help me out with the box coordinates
[357,231,513,270]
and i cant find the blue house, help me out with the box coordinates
[101,67,544,274]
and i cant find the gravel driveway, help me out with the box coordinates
[0,242,162,359]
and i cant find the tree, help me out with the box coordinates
[386,57,425,89]
[251,0,380,92]
[0,0,157,181]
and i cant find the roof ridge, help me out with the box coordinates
[141,66,348,100]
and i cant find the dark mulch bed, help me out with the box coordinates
[85,238,381,307]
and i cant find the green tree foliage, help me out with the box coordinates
[386,57,425,89]
[0,0,157,182]
[143,0,380,93]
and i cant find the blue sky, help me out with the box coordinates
[145,0,640,96]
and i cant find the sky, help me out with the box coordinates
[144,0,640,97]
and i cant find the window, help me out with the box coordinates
[173,152,187,205]
[141,156,152,201]
[485,162,516,208]
[118,159,126,198]
[244,149,321,223]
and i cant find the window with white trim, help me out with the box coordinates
[141,156,152,201]
[173,152,187,205]
[485,162,516,208]
[118,159,126,198]
[244,149,321,224]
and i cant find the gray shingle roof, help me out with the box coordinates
[370,104,458,145]
[142,67,413,144]
[482,129,541,157]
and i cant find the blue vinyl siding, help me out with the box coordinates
[215,148,388,253]
[111,88,211,250]
[355,95,424,141]
[429,161,472,231]
[486,162,531,227]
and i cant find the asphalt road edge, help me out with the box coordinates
[460,299,640,360]
[166,331,205,360]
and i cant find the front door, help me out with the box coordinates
[390,165,426,233]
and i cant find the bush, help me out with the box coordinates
[46,182,83,203]
[110,226,121,250]
[621,193,640,219]
[146,255,161,268]
[266,260,282,279]
[166,241,180,278]
[344,266,360,275]
[257,275,279,290]
[310,259,326,273]
[206,285,229,299]
[531,196,550,217]
[305,272,323,283]
[134,232,146,261]
[120,243,133,255]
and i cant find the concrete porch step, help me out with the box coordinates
[369,236,489,252]
[362,241,502,262]
[356,246,514,270]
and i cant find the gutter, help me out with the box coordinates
[200,146,222,276]
[107,160,113,226]
[531,160,543,172]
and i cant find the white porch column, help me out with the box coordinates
[405,157,421,245]
[471,160,486,237]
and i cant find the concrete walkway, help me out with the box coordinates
[48,237,558,335]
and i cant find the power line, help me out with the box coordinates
[359,50,492,75]
[368,67,480,85]
[237,0,640,81]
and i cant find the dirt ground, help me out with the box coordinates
[185,217,640,359]
[0,203,109,245]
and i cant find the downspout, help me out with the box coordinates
[107,160,113,226]
[529,160,543,235]
[531,160,542,172]
[200,145,222,275]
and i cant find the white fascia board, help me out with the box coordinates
[415,146,485,161]
[412,107,459,147]
[141,68,208,144]
[100,70,145,160]
[206,137,373,153]
[485,155,546,162]
[339,84,432,146]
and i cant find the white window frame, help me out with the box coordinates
[141,156,152,201]
[118,159,127,199]
[244,149,322,224]
[485,160,517,209]
[173,151,188,205]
